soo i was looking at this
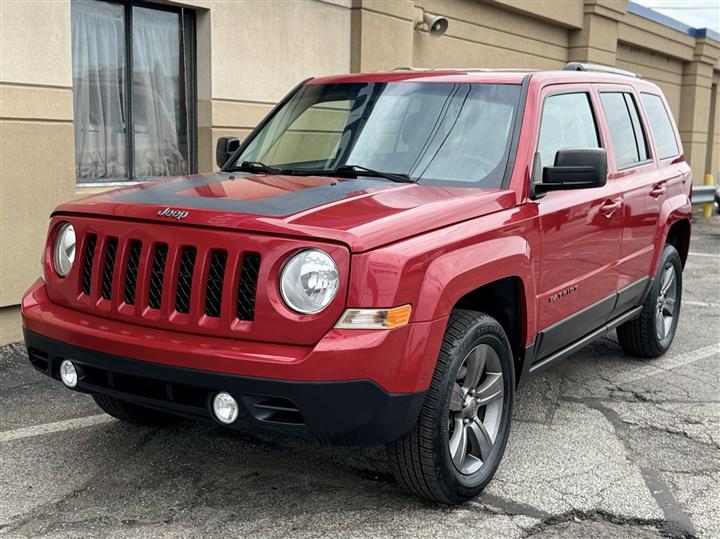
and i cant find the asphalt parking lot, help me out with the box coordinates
[1,215,718,538]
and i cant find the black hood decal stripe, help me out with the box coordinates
[115,173,392,216]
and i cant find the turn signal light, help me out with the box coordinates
[335,305,412,330]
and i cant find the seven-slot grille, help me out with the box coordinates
[77,233,260,324]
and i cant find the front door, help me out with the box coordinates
[534,87,623,359]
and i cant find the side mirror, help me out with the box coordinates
[216,137,240,168]
[532,148,607,198]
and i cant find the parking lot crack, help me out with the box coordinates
[562,396,697,538]
[521,509,695,538]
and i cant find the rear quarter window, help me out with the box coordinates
[640,93,679,160]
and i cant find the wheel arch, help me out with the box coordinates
[665,218,690,268]
[412,235,537,387]
[453,276,527,384]
[652,194,692,271]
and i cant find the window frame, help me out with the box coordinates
[597,89,653,172]
[639,91,681,162]
[75,0,197,187]
[532,86,604,182]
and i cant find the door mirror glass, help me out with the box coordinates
[216,137,240,168]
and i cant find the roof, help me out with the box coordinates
[310,69,533,85]
[310,67,661,89]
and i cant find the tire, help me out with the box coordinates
[93,394,180,426]
[387,310,514,504]
[617,244,682,358]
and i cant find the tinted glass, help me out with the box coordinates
[625,94,649,161]
[641,93,679,159]
[537,93,599,168]
[236,82,522,187]
[600,92,646,168]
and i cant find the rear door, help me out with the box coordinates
[595,86,662,315]
[533,85,623,359]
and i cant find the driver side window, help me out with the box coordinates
[538,92,599,168]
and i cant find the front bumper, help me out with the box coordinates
[22,280,448,444]
[25,329,425,445]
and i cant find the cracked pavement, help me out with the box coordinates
[1,214,718,538]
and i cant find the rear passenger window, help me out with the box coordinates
[538,93,599,168]
[641,93,679,159]
[600,92,649,168]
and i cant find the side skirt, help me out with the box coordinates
[516,277,651,388]
[527,305,642,378]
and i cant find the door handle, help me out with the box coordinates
[600,199,622,218]
[650,184,666,198]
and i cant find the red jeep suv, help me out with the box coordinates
[22,63,691,504]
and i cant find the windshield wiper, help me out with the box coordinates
[331,164,415,184]
[230,161,286,175]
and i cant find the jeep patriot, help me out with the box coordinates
[22,63,692,504]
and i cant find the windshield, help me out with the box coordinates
[231,82,522,187]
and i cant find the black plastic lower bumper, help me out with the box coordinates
[24,330,425,445]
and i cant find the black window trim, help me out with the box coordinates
[76,0,198,187]
[598,89,654,172]
[532,87,604,183]
[639,91,681,162]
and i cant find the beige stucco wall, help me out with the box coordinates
[709,73,720,176]
[414,0,569,69]
[0,0,718,344]
[0,0,75,329]
[616,43,683,116]
[193,0,353,173]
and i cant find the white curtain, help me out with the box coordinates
[72,2,188,182]
[72,1,127,181]
[132,7,187,178]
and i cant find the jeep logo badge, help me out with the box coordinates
[156,207,189,220]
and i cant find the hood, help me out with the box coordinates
[57,173,517,252]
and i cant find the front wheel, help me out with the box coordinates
[387,310,514,504]
[617,244,683,358]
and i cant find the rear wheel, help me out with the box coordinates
[93,394,180,426]
[617,244,682,358]
[387,310,514,504]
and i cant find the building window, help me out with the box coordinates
[71,0,196,184]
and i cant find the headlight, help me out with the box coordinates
[280,249,339,314]
[53,222,76,277]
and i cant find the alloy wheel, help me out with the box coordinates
[448,344,504,475]
[656,262,678,343]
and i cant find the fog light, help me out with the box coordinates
[212,392,239,424]
[59,360,78,388]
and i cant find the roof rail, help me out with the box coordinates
[564,62,643,79]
